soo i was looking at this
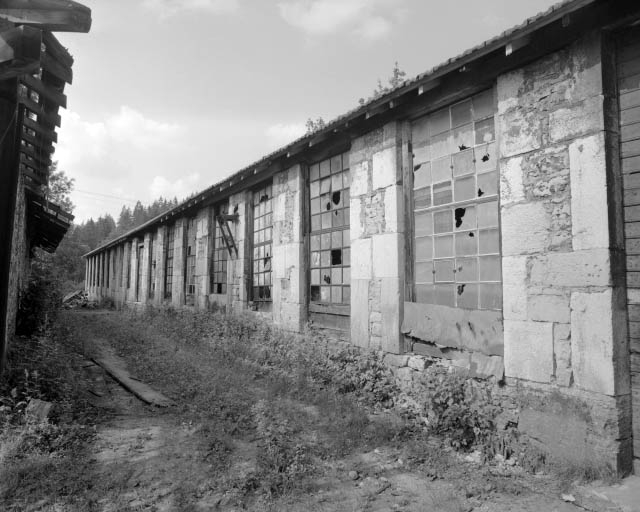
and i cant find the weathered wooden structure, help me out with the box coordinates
[86,0,640,472]
[0,0,91,372]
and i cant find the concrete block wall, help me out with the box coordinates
[229,191,249,312]
[350,121,404,353]
[497,34,632,471]
[195,208,211,309]
[272,164,305,330]
[171,221,186,307]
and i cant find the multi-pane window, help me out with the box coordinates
[164,225,175,299]
[411,89,501,310]
[309,152,351,306]
[185,218,197,302]
[210,203,228,294]
[252,183,273,302]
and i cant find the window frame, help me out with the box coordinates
[209,202,228,295]
[409,88,502,311]
[184,217,197,303]
[164,224,175,299]
[250,181,273,307]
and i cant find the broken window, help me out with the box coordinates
[309,152,350,306]
[252,182,273,303]
[411,89,501,310]
[164,225,175,299]
[210,203,228,295]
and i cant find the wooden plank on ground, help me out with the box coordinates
[93,357,173,407]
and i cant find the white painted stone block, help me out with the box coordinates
[570,133,609,250]
[501,202,549,256]
[351,160,369,197]
[372,233,401,279]
[502,256,528,320]
[504,319,554,383]
[500,156,525,206]
[351,238,372,279]
[549,95,604,143]
[529,248,611,287]
[372,147,398,190]
[570,289,616,395]
[384,185,403,233]
[497,69,524,114]
[528,293,570,324]
[350,198,363,240]
[272,245,286,280]
[351,279,370,348]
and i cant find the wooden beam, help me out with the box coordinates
[0,0,91,33]
[42,31,73,68]
[23,115,57,143]
[20,74,66,109]
[19,143,51,167]
[41,51,72,84]
[21,129,54,154]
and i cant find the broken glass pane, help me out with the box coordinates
[477,171,498,197]
[433,182,452,206]
[451,100,472,128]
[454,176,475,202]
[415,261,433,283]
[452,149,475,177]
[332,190,343,208]
[473,90,494,120]
[435,284,455,307]
[456,283,478,309]
[479,255,502,281]
[320,160,330,178]
[475,143,497,173]
[414,211,433,237]
[431,157,451,184]
[475,117,495,145]
[415,284,434,304]
[415,236,433,261]
[479,228,500,254]
[429,109,450,136]
[310,164,320,181]
[412,117,429,144]
[434,259,454,282]
[477,200,499,228]
[455,205,476,230]
[455,231,477,256]
[413,144,430,165]
[414,187,431,209]
[414,163,432,190]
[434,235,453,258]
[431,132,452,160]
[434,210,452,234]
[456,257,478,282]
[331,249,342,265]
[453,123,473,150]
[479,283,502,310]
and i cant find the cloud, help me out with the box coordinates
[151,174,201,199]
[278,0,401,41]
[265,122,306,149]
[143,0,239,18]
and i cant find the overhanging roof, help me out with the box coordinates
[85,0,640,258]
[26,189,74,252]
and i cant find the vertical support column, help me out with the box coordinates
[272,164,305,330]
[195,209,210,309]
[172,219,186,307]
[139,233,151,302]
[123,242,131,303]
[349,121,405,352]
[156,226,166,305]
[228,191,250,312]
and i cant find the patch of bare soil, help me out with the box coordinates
[19,309,588,512]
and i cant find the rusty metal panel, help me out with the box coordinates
[401,301,503,356]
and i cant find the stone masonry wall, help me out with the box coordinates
[498,33,631,471]
[272,164,305,330]
[350,121,405,353]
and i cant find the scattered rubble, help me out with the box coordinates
[62,290,95,309]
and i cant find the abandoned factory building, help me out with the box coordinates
[86,0,640,472]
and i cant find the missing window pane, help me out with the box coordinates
[331,249,342,265]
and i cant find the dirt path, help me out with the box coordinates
[64,310,593,512]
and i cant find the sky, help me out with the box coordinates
[54,0,561,223]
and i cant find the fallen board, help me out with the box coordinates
[92,357,173,407]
